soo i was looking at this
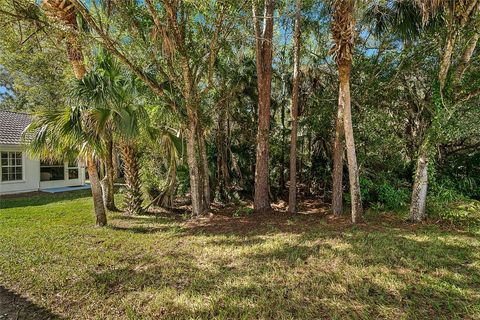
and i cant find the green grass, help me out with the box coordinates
[1,191,480,319]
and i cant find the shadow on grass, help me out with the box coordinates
[0,190,92,209]
[92,213,480,318]
[0,285,63,320]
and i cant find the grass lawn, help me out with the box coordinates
[1,191,480,319]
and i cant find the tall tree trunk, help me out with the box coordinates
[339,64,362,223]
[102,135,117,211]
[87,155,107,226]
[331,0,362,223]
[288,0,301,214]
[332,85,345,216]
[180,54,203,216]
[280,93,286,191]
[198,125,211,211]
[185,116,202,216]
[410,143,429,221]
[252,0,275,213]
[120,141,143,215]
[216,108,230,202]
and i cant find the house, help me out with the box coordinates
[0,111,86,195]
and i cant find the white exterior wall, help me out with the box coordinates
[0,144,86,195]
[0,144,40,195]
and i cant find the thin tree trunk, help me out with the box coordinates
[112,146,120,180]
[87,155,107,226]
[216,108,230,202]
[120,141,143,215]
[332,93,345,216]
[252,0,275,213]
[102,135,117,211]
[339,64,362,223]
[454,31,479,83]
[198,125,211,211]
[280,94,286,191]
[288,0,301,214]
[410,146,428,221]
[439,31,458,93]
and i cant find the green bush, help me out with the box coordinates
[377,182,410,210]
[359,175,409,211]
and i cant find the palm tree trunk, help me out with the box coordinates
[252,0,275,213]
[339,64,362,223]
[120,141,143,215]
[102,135,117,211]
[87,155,107,226]
[66,35,86,80]
[288,0,301,214]
[332,85,345,216]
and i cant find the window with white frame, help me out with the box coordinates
[1,151,23,182]
[40,160,65,181]
[67,160,79,180]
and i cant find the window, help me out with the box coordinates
[67,160,79,180]
[1,152,23,182]
[40,160,64,181]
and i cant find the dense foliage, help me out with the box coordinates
[0,0,479,223]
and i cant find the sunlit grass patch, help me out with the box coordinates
[1,191,480,319]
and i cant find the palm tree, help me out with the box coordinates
[42,0,107,226]
[70,52,146,215]
[26,105,107,226]
[330,0,362,223]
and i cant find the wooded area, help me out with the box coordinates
[1,0,479,224]
[1,1,480,318]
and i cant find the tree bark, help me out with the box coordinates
[198,125,211,211]
[339,64,362,223]
[288,0,301,214]
[102,135,117,211]
[454,31,479,84]
[112,146,120,180]
[120,141,143,215]
[185,116,202,216]
[438,30,458,93]
[252,0,275,213]
[87,155,107,226]
[410,147,428,221]
[216,108,230,202]
[332,93,345,216]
